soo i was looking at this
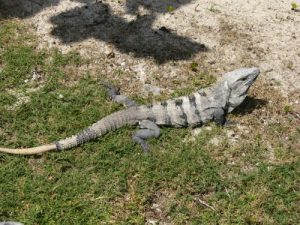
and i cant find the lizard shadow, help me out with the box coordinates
[231,96,268,115]
[50,2,208,63]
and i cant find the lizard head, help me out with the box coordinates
[223,67,260,112]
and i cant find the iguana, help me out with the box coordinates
[0,68,260,155]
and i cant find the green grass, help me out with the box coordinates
[0,21,299,224]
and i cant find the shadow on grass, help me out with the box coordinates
[50,2,208,63]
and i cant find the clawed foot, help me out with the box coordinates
[133,120,160,153]
[101,82,137,107]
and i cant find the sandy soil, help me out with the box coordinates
[1,0,299,97]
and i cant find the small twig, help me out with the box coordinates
[197,198,216,211]
[195,4,200,12]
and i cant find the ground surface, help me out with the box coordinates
[1,0,300,95]
[0,0,299,224]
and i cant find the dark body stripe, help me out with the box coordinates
[179,94,203,127]
[146,92,204,127]
[161,101,171,125]
[188,94,201,119]
[175,98,188,126]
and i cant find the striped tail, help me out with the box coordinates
[0,107,147,155]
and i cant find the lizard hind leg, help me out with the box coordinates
[133,120,161,152]
[101,82,137,107]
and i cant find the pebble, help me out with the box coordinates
[104,46,115,58]
[147,219,158,225]
[143,84,161,96]
[209,137,221,146]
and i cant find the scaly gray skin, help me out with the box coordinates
[0,68,260,155]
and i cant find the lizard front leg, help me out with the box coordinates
[213,108,226,126]
[213,108,237,127]
[101,82,138,107]
[133,120,160,152]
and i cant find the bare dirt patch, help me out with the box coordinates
[1,0,299,96]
